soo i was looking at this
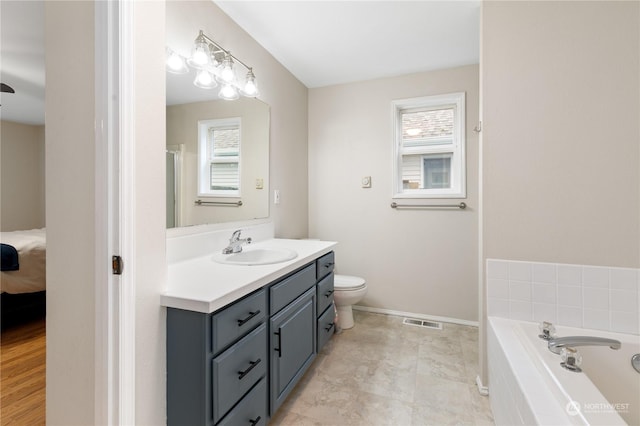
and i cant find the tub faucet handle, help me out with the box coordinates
[560,347,582,372]
[538,321,556,340]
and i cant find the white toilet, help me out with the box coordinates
[333,274,367,329]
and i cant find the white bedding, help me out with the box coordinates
[1,228,46,294]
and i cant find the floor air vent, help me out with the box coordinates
[402,318,443,330]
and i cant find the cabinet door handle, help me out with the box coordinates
[249,416,261,426]
[274,329,282,358]
[325,322,334,332]
[237,358,261,380]
[324,290,334,298]
[237,310,260,327]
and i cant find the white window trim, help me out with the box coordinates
[197,117,241,198]
[392,92,466,199]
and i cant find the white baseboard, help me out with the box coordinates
[476,375,490,396]
[352,305,479,327]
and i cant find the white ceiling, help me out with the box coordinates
[0,1,479,125]
[215,0,480,88]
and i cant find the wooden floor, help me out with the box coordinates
[0,318,46,425]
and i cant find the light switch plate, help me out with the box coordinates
[362,176,372,188]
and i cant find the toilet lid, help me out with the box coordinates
[334,274,366,291]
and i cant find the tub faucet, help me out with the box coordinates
[222,230,252,254]
[548,336,621,354]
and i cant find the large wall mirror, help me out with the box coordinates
[166,1,270,229]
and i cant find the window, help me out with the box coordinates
[198,118,241,197]
[392,92,466,198]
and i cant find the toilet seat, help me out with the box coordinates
[334,274,366,291]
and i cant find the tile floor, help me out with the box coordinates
[270,311,495,426]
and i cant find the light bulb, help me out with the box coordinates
[191,47,209,67]
[219,84,239,100]
[218,54,236,84]
[165,48,188,74]
[194,69,216,89]
[243,81,257,96]
[240,69,259,97]
[187,31,211,69]
[166,52,187,74]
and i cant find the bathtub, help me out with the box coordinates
[488,317,639,425]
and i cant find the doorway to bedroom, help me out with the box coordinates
[0,1,47,423]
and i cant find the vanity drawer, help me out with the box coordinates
[316,252,335,280]
[212,289,267,354]
[217,378,267,426]
[317,302,336,352]
[316,272,334,316]
[213,323,267,424]
[269,264,316,315]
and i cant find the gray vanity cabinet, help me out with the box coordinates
[167,251,336,425]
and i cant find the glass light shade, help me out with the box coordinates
[194,69,217,89]
[187,32,211,69]
[166,49,189,74]
[217,54,236,84]
[219,83,239,101]
[240,69,259,97]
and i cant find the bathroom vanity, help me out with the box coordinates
[163,237,336,426]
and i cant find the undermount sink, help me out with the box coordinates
[212,247,298,266]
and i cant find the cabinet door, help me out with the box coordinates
[269,286,316,414]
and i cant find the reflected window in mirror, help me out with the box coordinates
[198,118,241,197]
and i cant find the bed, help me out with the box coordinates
[1,228,46,326]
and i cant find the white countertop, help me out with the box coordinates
[162,238,337,313]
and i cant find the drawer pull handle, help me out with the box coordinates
[237,310,260,327]
[324,290,334,298]
[325,322,335,332]
[324,262,334,268]
[274,329,282,358]
[238,358,261,380]
[249,416,261,426]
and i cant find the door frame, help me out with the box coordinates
[94,1,136,424]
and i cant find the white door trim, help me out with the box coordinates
[94,1,136,424]
[118,0,136,423]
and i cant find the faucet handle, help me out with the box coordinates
[560,347,582,372]
[538,321,556,340]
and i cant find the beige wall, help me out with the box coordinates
[480,0,640,386]
[0,120,45,231]
[482,0,640,267]
[166,0,309,238]
[45,1,96,423]
[134,2,167,424]
[309,65,480,322]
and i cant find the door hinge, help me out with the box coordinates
[112,255,123,275]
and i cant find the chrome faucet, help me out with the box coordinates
[222,229,252,254]
[548,336,621,354]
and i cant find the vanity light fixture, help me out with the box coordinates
[166,30,260,99]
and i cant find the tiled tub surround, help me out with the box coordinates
[487,259,639,335]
